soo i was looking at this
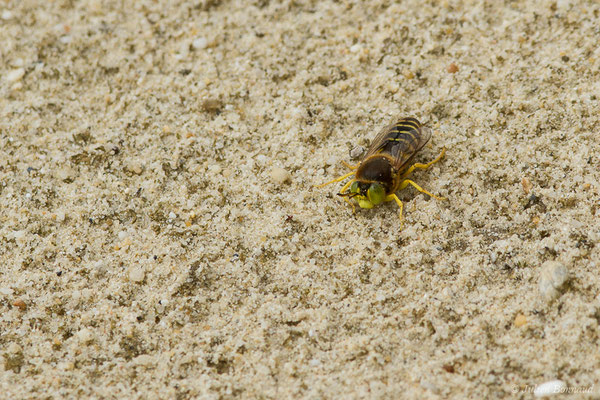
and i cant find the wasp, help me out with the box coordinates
[316,117,446,223]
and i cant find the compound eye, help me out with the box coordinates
[350,181,360,194]
[367,183,385,205]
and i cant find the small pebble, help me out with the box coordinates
[126,161,143,175]
[89,0,103,12]
[168,211,177,220]
[2,10,13,20]
[309,358,321,367]
[447,63,459,73]
[350,44,362,53]
[403,70,415,79]
[133,354,155,367]
[12,298,27,310]
[514,314,527,327]
[77,328,94,344]
[201,98,222,113]
[556,0,572,11]
[539,261,568,303]
[0,287,14,295]
[521,177,532,194]
[208,164,222,175]
[534,380,566,397]
[129,266,145,283]
[386,82,399,93]
[270,167,291,184]
[192,37,208,49]
[156,299,168,313]
[6,68,25,82]
[55,166,74,181]
[420,379,440,394]
[59,361,75,370]
[7,343,22,355]
[442,364,455,373]
[349,146,365,160]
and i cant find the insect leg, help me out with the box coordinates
[402,147,446,178]
[315,170,355,188]
[341,160,359,170]
[338,179,357,213]
[399,179,446,200]
[385,193,404,225]
[339,179,354,195]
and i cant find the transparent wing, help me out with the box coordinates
[393,125,431,170]
[363,122,400,159]
[363,119,431,171]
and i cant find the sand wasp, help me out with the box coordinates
[316,117,446,223]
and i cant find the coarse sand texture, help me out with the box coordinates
[1,0,599,398]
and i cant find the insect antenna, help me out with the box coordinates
[338,192,359,198]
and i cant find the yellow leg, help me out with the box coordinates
[341,160,359,170]
[339,179,356,213]
[385,193,404,226]
[339,179,353,194]
[402,147,446,178]
[315,170,355,188]
[399,179,446,200]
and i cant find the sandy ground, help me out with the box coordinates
[1,0,600,398]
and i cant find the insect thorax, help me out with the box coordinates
[355,156,396,192]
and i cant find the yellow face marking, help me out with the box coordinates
[357,196,374,209]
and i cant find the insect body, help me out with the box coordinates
[317,117,446,223]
